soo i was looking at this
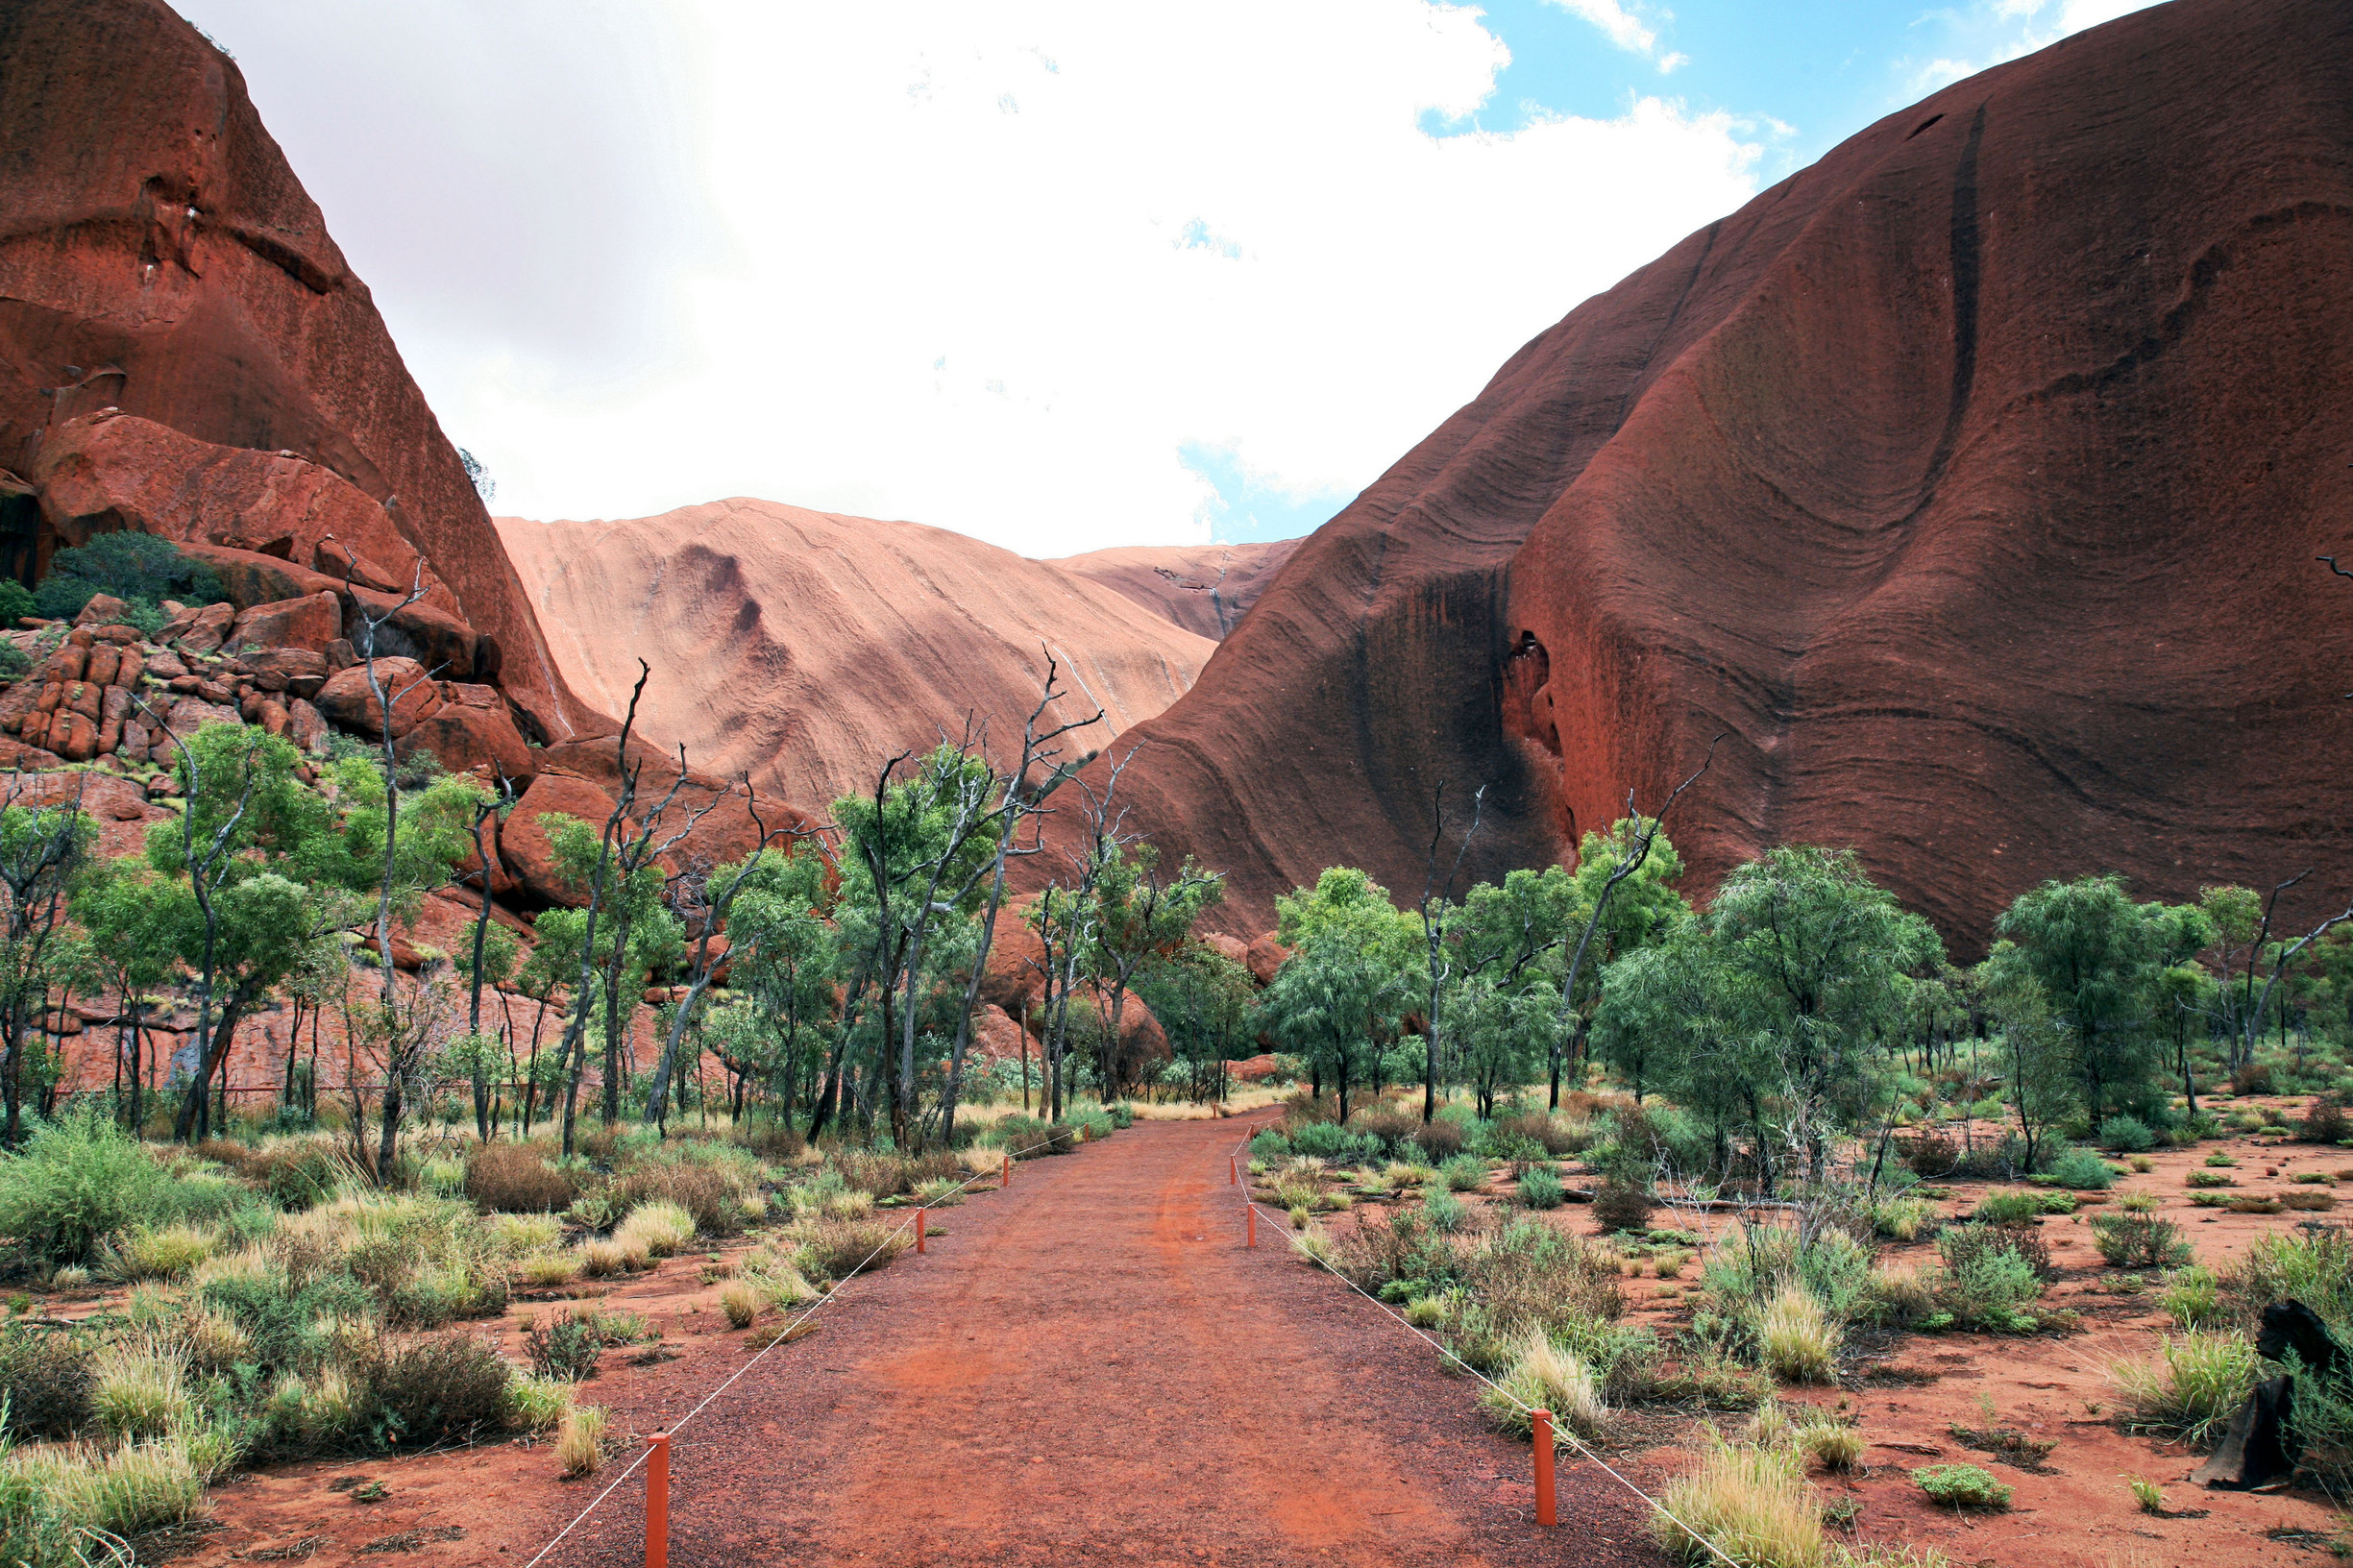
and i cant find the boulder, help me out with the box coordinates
[499,772,622,907]
[49,712,95,761]
[313,658,440,738]
[1228,1053,1280,1085]
[163,698,242,736]
[1243,933,1290,988]
[229,594,340,655]
[73,595,126,628]
[969,1003,1029,1064]
[286,698,329,757]
[394,701,536,789]
[235,647,329,698]
[1202,932,1252,971]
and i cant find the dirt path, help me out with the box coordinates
[541,1115,1662,1568]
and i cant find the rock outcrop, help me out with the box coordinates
[1047,540,1304,641]
[0,0,606,746]
[497,500,1217,809]
[1030,0,2353,952]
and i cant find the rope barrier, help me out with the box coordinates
[519,1128,1077,1568]
[1226,1126,1746,1568]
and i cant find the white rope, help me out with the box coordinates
[521,1127,1076,1568]
[1229,1127,1746,1568]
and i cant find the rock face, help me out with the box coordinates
[1047,540,1304,641]
[1032,0,2353,951]
[0,0,605,745]
[497,500,1217,809]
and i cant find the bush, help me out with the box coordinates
[1492,1111,1586,1158]
[556,1404,607,1478]
[1518,1167,1566,1210]
[2097,1115,2156,1153]
[38,532,226,613]
[1479,1329,1606,1440]
[0,1327,93,1439]
[792,1217,908,1283]
[1409,1119,1467,1162]
[2109,1332,2260,1448]
[616,1163,748,1236]
[466,1143,577,1213]
[1289,1120,1379,1164]
[2302,1099,2353,1144]
[2162,1265,2223,1329]
[100,1223,219,1283]
[1912,1464,2011,1509]
[1758,1286,1839,1383]
[1591,1181,1654,1234]
[0,1110,183,1265]
[1934,1226,2045,1331]
[2187,1168,2233,1188]
[2220,1228,2353,1331]
[1802,1420,1865,1471]
[1652,1441,1822,1568]
[1972,1190,2047,1225]
[614,1199,697,1258]
[89,1338,190,1439]
[2089,1213,2193,1269]
[1438,1155,1487,1192]
[1898,1129,1959,1177]
[2045,1148,2117,1189]
[1872,1196,1936,1242]
[2232,1062,2275,1095]
[525,1312,607,1382]
[365,1333,512,1444]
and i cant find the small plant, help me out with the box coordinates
[1591,1180,1655,1233]
[2280,1188,2339,1212]
[1653,1440,1824,1567]
[1654,1248,1691,1280]
[2160,1265,2223,1329]
[2109,1332,2261,1447]
[1758,1286,1840,1384]
[2098,1115,2157,1154]
[2045,1148,2118,1189]
[2116,1189,2161,1213]
[2089,1212,2193,1268]
[1973,1190,2047,1225]
[719,1280,768,1328]
[1873,1196,1936,1241]
[1802,1421,1865,1471]
[1912,1463,2012,1509]
[1421,1189,1466,1232]
[555,1404,607,1478]
[2127,1475,2165,1514]
[2205,1152,2239,1166]
[1480,1329,1607,1440]
[525,1311,607,1382]
[2186,1168,2233,1188]
[2129,1155,2155,1173]
[1518,1166,1566,1209]
[1438,1155,1488,1192]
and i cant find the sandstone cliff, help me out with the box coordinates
[497,501,1217,808]
[1047,540,1303,641]
[1031,0,2353,950]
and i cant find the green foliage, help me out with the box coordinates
[1261,868,1421,1114]
[0,581,32,626]
[1932,1225,2047,1331]
[1912,1464,2012,1509]
[37,532,224,616]
[1994,875,2194,1127]
[0,1110,181,1265]
[2110,1332,2260,1448]
[2088,1213,2192,1269]
[2044,1147,2118,1189]
[2098,1115,2156,1153]
[1518,1166,1566,1209]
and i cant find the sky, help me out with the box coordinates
[183,0,2164,556]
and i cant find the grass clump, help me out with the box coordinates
[1479,1329,1606,1440]
[2045,1148,2118,1189]
[0,1327,94,1440]
[2089,1212,2193,1268]
[1912,1464,2011,1509]
[464,1142,577,1213]
[1758,1286,1840,1384]
[554,1404,607,1479]
[1652,1439,1823,1568]
[2109,1332,2261,1448]
[0,1111,190,1266]
[1438,1155,1487,1192]
[1518,1167,1566,1209]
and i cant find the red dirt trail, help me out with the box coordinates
[542,1115,1663,1568]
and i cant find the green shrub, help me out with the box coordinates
[1973,1190,2047,1225]
[1912,1464,2011,1509]
[1934,1226,2044,1331]
[2221,1227,2353,1331]
[0,580,32,626]
[0,1110,183,1265]
[1758,1286,1840,1383]
[525,1311,607,1382]
[37,533,225,620]
[1872,1196,1936,1241]
[1518,1167,1566,1209]
[2045,1148,2118,1189]
[2162,1266,2223,1330]
[2187,1168,2233,1188]
[2110,1332,2260,1448]
[1290,1121,1379,1164]
[1421,1189,1465,1231]
[1653,1440,1823,1567]
[1438,1155,1487,1192]
[0,1326,93,1439]
[1590,1180,1655,1234]
[1248,1131,1289,1164]
[363,1333,512,1444]
[2099,1115,2157,1153]
[2089,1213,2193,1269]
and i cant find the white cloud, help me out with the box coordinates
[184,1,1763,556]
[1897,0,2167,100]
[1544,0,1656,56]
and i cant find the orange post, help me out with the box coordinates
[1532,1409,1556,1528]
[916,1207,927,1254]
[646,1432,671,1568]
[1002,1154,1012,1188]
[1247,1203,1257,1249]
[1230,1154,1238,1185]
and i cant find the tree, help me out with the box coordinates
[1996,874,2180,1127]
[1261,869,1419,1122]
[0,783,95,1146]
[69,857,180,1134]
[719,845,840,1128]
[1085,842,1222,1100]
[1444,974,1561,1118]
[1133,942,1256,1102]
[1975,944,2078,1172]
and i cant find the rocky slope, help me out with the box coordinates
[1033,0,2353,949]
[497,501,1218,809]
[0,0,604,745]
[1047,540,1303,641]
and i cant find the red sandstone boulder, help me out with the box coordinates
[313,659,439,738]
[499,772,622,907]
[1201,932,1252,972]
[1243,934,1289,989]
[229,594,341,655]
[395,701,536,790]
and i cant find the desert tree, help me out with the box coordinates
[68,856,178,1133]
[1260,867,1420,1122]
[1411,781,1485,1122]
[0,777,94,1145]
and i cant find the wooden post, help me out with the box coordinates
[1532,1410,1556,1528]
[1230,1154,1238,1185]
[916,1207,927,1254]
[1247,1203,1257,1249]
[1001,1153,1012,1188]
[647,1432,671,1568]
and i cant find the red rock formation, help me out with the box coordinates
[496,501,1216,809]
[1034,0,2353,952]
[1047,540,1304,641]
[0,0,605,744]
